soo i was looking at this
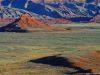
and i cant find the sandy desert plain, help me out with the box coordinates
[0,23,100,75]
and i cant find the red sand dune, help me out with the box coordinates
[72,51,100,73]
[17,14,75,32]
[18,14,52,29]
[0,14,77,32]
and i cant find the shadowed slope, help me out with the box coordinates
[29,55,92,74]
[0,19,28,32]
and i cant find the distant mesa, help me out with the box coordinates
[0,14,53,32]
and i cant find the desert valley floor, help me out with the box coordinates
[0,24,100,75]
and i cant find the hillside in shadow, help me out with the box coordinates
[0,19,28,32]
[28,55,92,74]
